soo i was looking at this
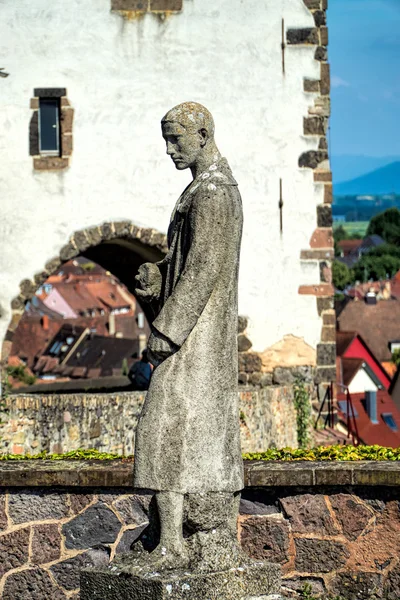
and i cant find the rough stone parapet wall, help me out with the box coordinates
[0,386,298,456]
[0,461,399,599]
[287,0,336,388]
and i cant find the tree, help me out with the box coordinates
[353,255,400,282]
[367,208,400,245]
[332,260,353,290]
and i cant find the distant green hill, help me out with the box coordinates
[334,162,400,196]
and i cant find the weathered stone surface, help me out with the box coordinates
[304,116,326,136]
[249,372,262,386]
[260,373,273,387]
[317,204,332,227]
[240,499,279,516]
[299,150,328,169]
[114,494,151,526]
[72,230,90,252]
[240,516,290,564]
[273,366,314,385]
[295,538,350,573]
[150,0,183,10]
[320,26,328,46]
[0,527,30,576]
[315,366,337,383]
[324,183,333,204]
[63,502,121,549]
[385,564,400,599]
[287,28,319,45]
[0,492,7,531]
[238,372,249,385]
[45,256,62,273]
[238,334,253,353]
[100,222,114,240]
[85,227,102,246]
[314,45,328,61]
[70,493,95,515]
[304,79,320,93]
[19,278,36,297]
[51,548,110,591]
[113,221,132,237]
[60,108,74,134]
[319,137,328,150]
[314,170,332,182]
[3,568,68,600]
[33,157,69,170]
[111,0,148,10]
[320,63,330,95]
[329,494,373,541]
[33,270,49,286]
[59,242,79,261]
[319,261,332,284]
[280,494,339,535]
[317,343,336,366]
[313,9,326,26]
[238,316,248,334]
[283,576,325,597]
[32,524,61,564]
[331,571,383,599]
[239,352,263,373]
[8,491,68,524]
[317,296,334,315]
[116,524,148,553]
[81,562,281,600]
[29,110,39,155]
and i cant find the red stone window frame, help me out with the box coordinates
[29,88,74,171]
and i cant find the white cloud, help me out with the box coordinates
[331,75,351,89]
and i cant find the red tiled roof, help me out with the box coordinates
[337,298,400,362]
[336,331,357,357]
[337,240,362,255]
[337,390,400,447]
[85,282,133,310]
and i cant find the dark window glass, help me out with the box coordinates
[338,400,359,418]
[39,98,60,154]
[382,413,398,431]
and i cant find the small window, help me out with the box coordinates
[382,414,398,432]
[39,98,60,156]
[338,400,359,418]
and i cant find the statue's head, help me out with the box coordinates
[161,102,215,171]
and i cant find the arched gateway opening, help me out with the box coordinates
[2,221,167,394]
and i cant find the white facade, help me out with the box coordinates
[0,0,326,358]
[348,368,379,395]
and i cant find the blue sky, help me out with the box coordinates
[329,0,400,161]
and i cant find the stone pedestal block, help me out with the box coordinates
[81,562,281,600]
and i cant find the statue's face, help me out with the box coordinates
[162,122,204,171]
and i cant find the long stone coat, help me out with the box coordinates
[134,158,244,494]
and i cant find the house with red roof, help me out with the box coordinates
[335,331,400,447]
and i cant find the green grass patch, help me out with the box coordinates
[1,445,400,461]
[333,221,369,237]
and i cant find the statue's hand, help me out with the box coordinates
[135,263,162,303]
[147,331,178,367]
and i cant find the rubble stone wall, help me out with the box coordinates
[0,386,299,456]
[0,461,399,599]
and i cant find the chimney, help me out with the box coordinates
[365,292,377,305]
[366,390,378,424]
[109,313,116,336]
[41,315,49,331]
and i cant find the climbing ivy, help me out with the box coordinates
[293,378,312,449]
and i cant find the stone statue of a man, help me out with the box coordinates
[134,101,244,569]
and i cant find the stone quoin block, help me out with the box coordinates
[60,108,74,134]
[324,183,333,204]
[72,230,90,252]
[111,0,149,10]
[315,366,337,382]
[304,79,320,93]
[298,284,334,296]
[299,150,328,169]
[150,0,183,10]
[319,261,332,284]
[317,343,336,365]
[61,134,73,157]
[286,28,319,45]
[313,10,326,26]
[319,137,328,150]
[321,326,335,342]
[238,352,263,373]
[309,227,333,249]
[301,249,334,260]
[29,111,39,155]
[303,0,322,8]
[317,296,334,315]
[320,62,331,95]
[320,26,328,46]
[304,116,326,136]
[323,311,336,326]
[314,170,332,182]
[85,227,103,247]
[317,204,333,227]
[315,45,328,61]
[59,242,79,262]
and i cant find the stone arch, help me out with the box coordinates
[1,221,167,363]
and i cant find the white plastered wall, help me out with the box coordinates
[0,0,324,356]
